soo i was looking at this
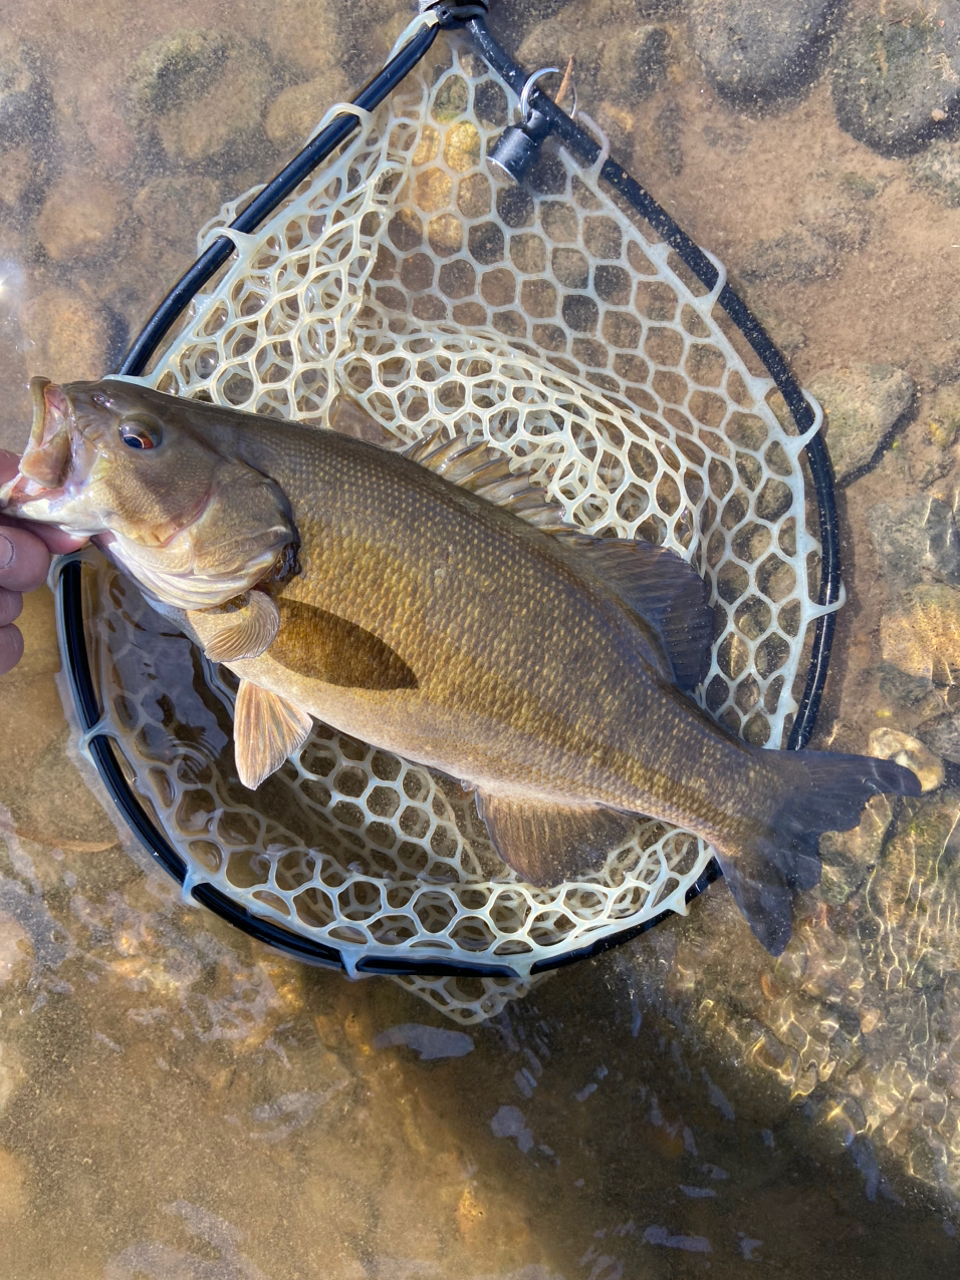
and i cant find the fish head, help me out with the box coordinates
[3,377,224,543]
[0,377,297,610]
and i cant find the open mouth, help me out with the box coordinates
[0,378,74,508]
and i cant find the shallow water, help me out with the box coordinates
[3,0,960,1275]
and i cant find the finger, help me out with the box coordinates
[0,526,52,592]
[14,522,87,555]
[0,587,22,628]
[0,624,24,677]
[0,450,19,485]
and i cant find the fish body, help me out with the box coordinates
[1,377,921,953]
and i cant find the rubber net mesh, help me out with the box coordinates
[80,29,831,1023]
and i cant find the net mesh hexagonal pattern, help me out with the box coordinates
[79,32,831,1022]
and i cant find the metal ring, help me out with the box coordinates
[519,65,560,120]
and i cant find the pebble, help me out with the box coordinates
[132,174,221,251]
[819,794,894,905]
[865,496,960,588]
[909,136,960,208]
[516,15,675,103]
[34,173,127,263]
[265,72,351,150]
[0,31,52,152]
[881,582,960,686]
[832,12,960,156]
[806,363,915,484]
[689,0,840,105]
[916,713,960,766]
[129,30,278,169]
[0,33,54,221]
[18,285,111,382]
[867,727,944,793]
[904,384,960,489]
[738,196,869,288]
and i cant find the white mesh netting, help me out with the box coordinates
[81,27,832,1022]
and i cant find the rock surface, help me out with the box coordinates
[832,12,960,156]
[128,30,278,169]
[689,0,841,104]
[808,363,916,483]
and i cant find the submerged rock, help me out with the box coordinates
[865,496,960,588]
[0,32,54,221]
[905,384,960,489]
[909,136,960,208]
[128,30,279,170]
[867,727,944,794]
[832,12,960,156]
[916,713,960,765]
[689,0,841,106]
[881,582,960,686]
[808,363,915,484]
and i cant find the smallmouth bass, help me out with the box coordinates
[0,377,921,953]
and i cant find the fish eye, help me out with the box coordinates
[118,414,163,450]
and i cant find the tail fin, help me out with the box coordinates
[717,750,921,956]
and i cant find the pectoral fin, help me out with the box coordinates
[193,590,281,663]
[233,679,313,789]
[475,789,634,886]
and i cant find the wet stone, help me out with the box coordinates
[129,29,278,169]
[832,12,960,156]
[865,496,960,589]
[916,713,960,765]
[689,0,841,106]
[132,175,221,251]
[868,727,944,794]
[909,136,960,208]
[0,32,53,152]
[881,583,960,686]
[905,384,960,488]
[18,285,111,382]
[265,71,351,149]
[516,16,675,102]
[35,173,127,264]
[738,197,870,288]
[820,794,894,905]
[807,363,915,484]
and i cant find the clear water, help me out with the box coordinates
[1,1,960,1275]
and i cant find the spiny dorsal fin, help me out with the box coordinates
[403,430,568,532]
[233,679,313,789]
[191,589,280,663]
[327,393,569,532]
[475,789,635,886]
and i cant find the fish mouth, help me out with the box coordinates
[0,378,79,510]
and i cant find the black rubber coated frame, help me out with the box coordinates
[54,10,837,980]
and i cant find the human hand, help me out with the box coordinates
[0,449,86,676]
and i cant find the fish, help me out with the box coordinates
[0,376,921,954]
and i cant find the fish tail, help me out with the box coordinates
[715,749,921,955]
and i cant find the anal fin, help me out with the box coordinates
[475,789,634,886]
[233,679,313,789]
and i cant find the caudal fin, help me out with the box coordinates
[717,750,921,956]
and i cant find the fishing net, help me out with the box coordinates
[68,19,834,1023]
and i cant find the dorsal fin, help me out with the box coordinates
[327,393,712,688]
[562,537,714,690]
[402,429,568,532]
[327,392,568,532]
